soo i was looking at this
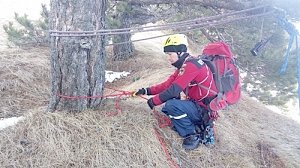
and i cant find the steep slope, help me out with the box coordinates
[126,31,300,167]
[0,31,299,168]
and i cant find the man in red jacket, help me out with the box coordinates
[134,34,217,150]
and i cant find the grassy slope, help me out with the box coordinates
[0,31,300,168]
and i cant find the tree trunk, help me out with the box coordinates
[113,2,134,61]
[48,0,107,112]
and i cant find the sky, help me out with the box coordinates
[0,0,49,49]
[273,0,300,19]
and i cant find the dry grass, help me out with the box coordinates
[1,96,297,168]
[0,47,50,118]
[0,103,171,167]
[1,31,300,168]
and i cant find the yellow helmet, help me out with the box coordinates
[163,34,188,53]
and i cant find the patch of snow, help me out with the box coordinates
[250,97,260,102]
[266,105,300,123]
[269,90,278,97]
[105,70,130,83]
[240,69,247,79]
[246,83,254,92]
[0,116,24,130]
[254,80,262,84]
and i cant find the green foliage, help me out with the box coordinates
[107,1,133,29]
[38,4,49,30]
[3,4,49,47]
[116,2,132,13]
[228,17,299,108]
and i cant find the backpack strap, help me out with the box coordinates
[201,56,223,94]
[196,84,217,95]
[198,56,228,110]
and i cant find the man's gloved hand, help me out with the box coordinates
[132,88,146,96]
[147,98,155,110]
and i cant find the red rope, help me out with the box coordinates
[152,108,172,128]
[57,88,178,167]
[105,97,122,117]
[57,91,133,99]
[154,128,180,168]
[209,110,220,121]
[209,110,219,142]
[57,88,132,116]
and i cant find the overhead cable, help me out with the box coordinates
[49,5,274,37]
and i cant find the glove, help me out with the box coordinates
[132,88,146,96]
[147,98,155,110]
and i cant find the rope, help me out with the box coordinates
[51,12,273,37]
[56,88,168,118]
[57,88,178,167]
[153,108,172,128]
[277,14,300,113]
[57,88,133,116]
[49,5,270,35]
[57,92,132,99]
[57,87,170,127]
[279,33,295,74]
[154,128,180,168]
[49,5,274,37]
[278,15,298,75]
[106,11,274,46]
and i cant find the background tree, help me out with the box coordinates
[3,4,49,47]
[48,0,107,112]
[109,1,135,61]
[107,1,156,60]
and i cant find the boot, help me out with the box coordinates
[182,134,201,150]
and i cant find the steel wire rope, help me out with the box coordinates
[104,11,274,60]
[49,5,269,35]
[50,10,271,37]
[105,11,274,47]
[50,10,274,37]
[49,5,273,37]
[50,5,270,34]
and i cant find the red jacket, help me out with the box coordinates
[147,56,217,107]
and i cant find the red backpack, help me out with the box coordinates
[201,41,241,111]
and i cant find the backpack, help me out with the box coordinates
[195,42,241,145]
[200,41,241,112]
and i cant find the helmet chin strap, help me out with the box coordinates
[172,52,189,69]
[177,52,184,58]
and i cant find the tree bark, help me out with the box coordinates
[112,2,134,61]
[48,0,107,112]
